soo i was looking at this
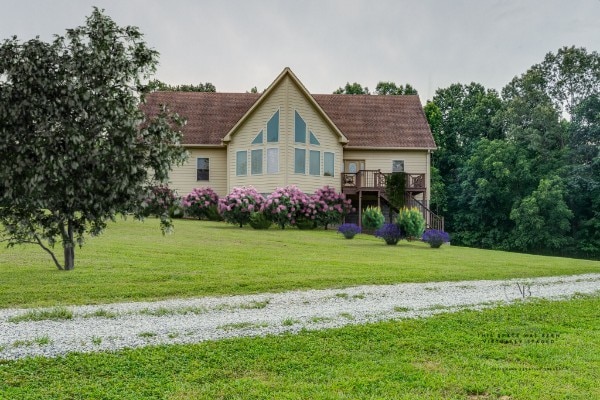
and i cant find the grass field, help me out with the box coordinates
[1,294,598,399]
[1,219,600,398]
[0,218,599,309]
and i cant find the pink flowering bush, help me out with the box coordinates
[140,185,179,218]
[312,186,354,229]
[219,186,265,227]
[264,185,313,229]
[182,187,219,220]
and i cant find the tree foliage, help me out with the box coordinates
[427,46,600,259]
[0,8,187,270]
[333,82,369,95]
[375,81,418,95]
[148,80,216,92]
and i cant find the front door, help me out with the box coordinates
[343,160,365,173]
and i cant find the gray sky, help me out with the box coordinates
[1,0,599,102]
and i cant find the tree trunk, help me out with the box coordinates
[62,220,75,270]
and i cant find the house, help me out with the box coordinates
[144,68,441,228]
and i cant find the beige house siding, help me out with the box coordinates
[343,149,430,201]
[169,147,228,197]
[227,76,343,195]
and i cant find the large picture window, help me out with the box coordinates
[236,151,247,176]
[251,149,263,175]
[197,158,209,181]
[267,148,279,174]
[309,150,320,176]
[294,148,306,174]
[324,152,334,177]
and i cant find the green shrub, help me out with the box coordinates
[362,206,385,231]
[295,219,317,230]
[204,205,223,221]
[385,172,406,209]
[397,207,425,240]
[249,212,272,230]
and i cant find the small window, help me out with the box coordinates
[324,152,334,177]
[309,150,320,176]
[294,148,306,174]
[267,148,279,174]
[252,130,263,144]
[267,110,279,143]
[236,151,247,176]
[309,131,320,145]
[295,111,306,143]
[197,158,209,181]
[392,160,404,172]
[251,149,263,175]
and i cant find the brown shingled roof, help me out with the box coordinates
[313,94,436,148]
[143,91,435,149]
[143,92,260,145]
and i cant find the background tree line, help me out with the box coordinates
[424,46,599,260]
[336,46,599,260]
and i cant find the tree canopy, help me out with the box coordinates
[425,46,600,259]
[148,80,216,92]
[0,8,187,270]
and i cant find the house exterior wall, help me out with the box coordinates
[342,149,430,201]
[168,147,228,197]
[227,76,343,195]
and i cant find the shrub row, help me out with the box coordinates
[338,207,450,248]
[182,185,354,230]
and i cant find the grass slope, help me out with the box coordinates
[1,294,598,399]
[1,219,599,308]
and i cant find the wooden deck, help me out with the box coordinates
[341,170,427,194]
[341,170,444,231]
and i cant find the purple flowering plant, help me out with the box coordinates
[337,223,361,239]
[421,229,450,248]
[312,186,355,230]
[218,186,265,227]
[182,187,219,220]
[374,223,403,245]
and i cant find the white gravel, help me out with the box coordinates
[1,273,599,360]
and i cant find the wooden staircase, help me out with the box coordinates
[341,170,444,231]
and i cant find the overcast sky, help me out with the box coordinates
[1,0,599,102]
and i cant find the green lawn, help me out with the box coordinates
[1,218,599,309]
[1,294,598,399]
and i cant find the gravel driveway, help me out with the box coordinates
[1,273,599,360]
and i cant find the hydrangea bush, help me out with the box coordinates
[397,207,426,241]
[312,186,354,229]
[140,185,179,218]
[264,185,311,229]
[337,223,361,239]
[422,229,450,248]
[182,187,219,220]
[375,223,403,245]
[218,186,265,228]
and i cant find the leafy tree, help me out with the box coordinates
[566,94,600,258]
[540,46,600,117]
[0,8,187,270]
[375,81,418,95]
[452,139,534,249]
[333,82,369,95]
[509,177,573,252]
[148,80,216,92]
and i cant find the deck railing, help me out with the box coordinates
[342,171,426,192]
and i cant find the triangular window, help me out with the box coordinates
[252,130,263,144]
[309,131,320,145]
[267,110,279,142]
[295,111,306,143]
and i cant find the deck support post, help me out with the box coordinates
[358,191,362,228]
